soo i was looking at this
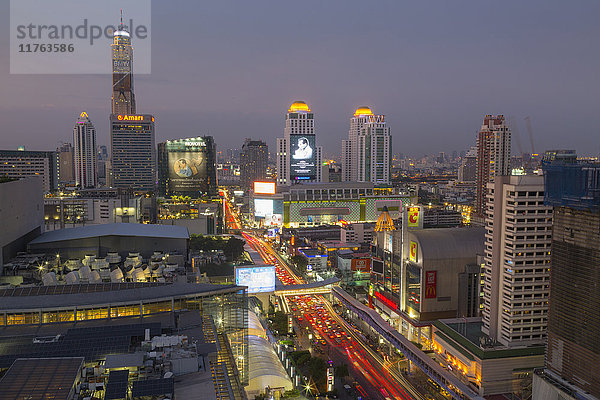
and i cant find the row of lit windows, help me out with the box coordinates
[0,295,233,326]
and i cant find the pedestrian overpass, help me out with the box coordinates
[273,276,340,296]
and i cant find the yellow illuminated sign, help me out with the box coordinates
[407,206,420,227]
[409,241,418,263]
[117,115,144,121]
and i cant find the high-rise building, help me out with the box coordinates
[109,18,155,191]
[342,107,391,184]
[357,114,391,185]
[342,106,371,182]
[475,115,511,218]
[56,142,74,185]
[276,101,322,185]
[110,114,156,190]
[111,17,136,115]
[533,159,600,399]
[458,146,477,182]
[0,149,58,192]
[157,136,218,198]
[240,138,268,190]
[73,112,97,188]
[481,174,552,347]
[98,145,109,161]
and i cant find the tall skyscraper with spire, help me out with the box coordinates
[111,12,136,115]
[73,112,97,188]
[109,13,156,191]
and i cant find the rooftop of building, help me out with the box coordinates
[288,100,311,113]
[353,106,373,116]
[0,149,54,156]
[0,177,19,184]
[29,223,190,245]
[0,357,84,400]
[408,226,485,260]
[338,252,371,259]
[433,318,545,361]
[317,240,361,250]
[0,282,242,311]
[297,247,324,257]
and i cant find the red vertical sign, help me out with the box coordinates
[425,271,437,299]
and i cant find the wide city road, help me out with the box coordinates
[243,231,423,400]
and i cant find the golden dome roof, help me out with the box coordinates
[353,106,373,117]
[288,101,311,113]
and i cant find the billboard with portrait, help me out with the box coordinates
[168,149,208,193]
[290,134,316,180]
[265,213,283,226]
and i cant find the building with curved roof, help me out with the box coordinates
[287,100,311,113]
[371,225,485,345]
[245,311,293,398]
[353,106,373,116]
[246,335,293,397]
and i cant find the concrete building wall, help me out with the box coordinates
[0,177,43,272]
[159,216,216,235]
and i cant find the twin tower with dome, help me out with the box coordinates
[276,101,391,186]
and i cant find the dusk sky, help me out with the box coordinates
[1,1,599,157]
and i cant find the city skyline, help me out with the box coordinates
[1,1,600,157]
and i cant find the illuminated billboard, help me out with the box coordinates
[159,137,217,197]
[407,206,421,228]
[372,258,384,274]
[290,134,316,180]
[409,241,418,263]
[254,199,274,217]
[266,214,283,226]
[235,265,276,293]
[425,270,437,299]
[254,181,276,195]
[351,258,371,272]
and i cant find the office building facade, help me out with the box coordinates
[475,115,511,218]
[73,112,98,188]
[481,175,552,347]
[0,149,58,192]
[240,138,268,191]
[57,142,75,185]
[458,146,477,182]
[276,101,322,185]
[110,114,156,190]
[533,161,600,399]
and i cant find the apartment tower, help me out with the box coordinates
[481,174,552,347]
[73,112,97,188]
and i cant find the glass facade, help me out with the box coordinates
[0,287,248,384]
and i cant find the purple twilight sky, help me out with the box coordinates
[1,0,599,158]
